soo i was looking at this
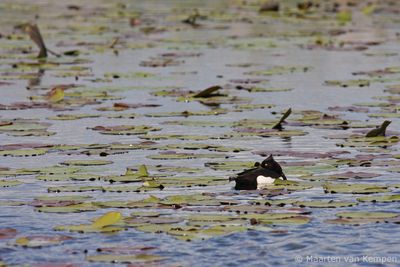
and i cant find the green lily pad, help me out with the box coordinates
[140,134,210,141]
[160,194,220,206]
[60,160,113,166]
[55,224,123,233]
[147,151,227,160]
[36,203,97,213]
[205,161,255,171]
[323,183,390,194]
[245,66,310,76]
[34,195,92,202]
[336,211,399,219]
[293,200,357,208]
[160,143,246,152]
[86,254,166,264]
[47,114,100,120]
[0,148,48,157]
[324,79,370,87]
[48,186,104,193]
[91,125,161,135]
[145,109,228,117]
[14,235,73,248]
[240,213,311,225]
[104,167,148,183]
[0,180,23,187]
[357,194,400,203]
[37,173,103,182]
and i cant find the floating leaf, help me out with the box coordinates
[46,87,65,103]
[86,254,166,264]
[147,151,227,160]
[336,211,398,220]
[14,235,72,248]
[0,180,23,187]
[92,211,122,228]
[245,66,310,76]
[36,203,97,213]
[0,148,48,157]
[323,183,389,194]
[293,200,357,208]
[193,85,222,98]
[91,125,161,135]
[60,160,113,166]
[357,195,400,203]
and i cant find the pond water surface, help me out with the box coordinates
[1,0,400,266]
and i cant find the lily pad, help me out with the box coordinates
[14,235,73,248]
[86,254,166,264]
[323,183,390,194]
[60,160,113,166]
[293,200,357,208]
[357,195,400,203]
[0,180,23,187]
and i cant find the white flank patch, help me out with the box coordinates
[256,175,282,189]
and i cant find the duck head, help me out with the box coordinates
[260,155,287,180]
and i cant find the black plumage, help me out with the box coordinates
[230,155,287,190]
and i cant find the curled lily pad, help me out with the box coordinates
[104,167,148,183]
[92,211,122,228]
[55,211,123,233]
[272,108,291,130]
[365,120,391,137]
[192,85,222,98]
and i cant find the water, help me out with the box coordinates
[1,0,400,266]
